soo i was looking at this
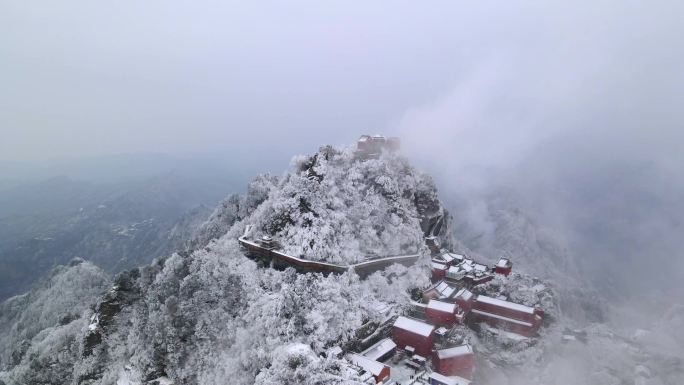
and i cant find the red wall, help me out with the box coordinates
[426,308,456,327]
[392,328,434,356]
[466,274,493,286]
[432,351,475,379]
[455,296,474,313]
[432,266,447,281]
[375,365,390,384]
[473,300,536,323]
[471,312,542,337]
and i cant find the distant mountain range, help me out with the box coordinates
[0,156,244,301]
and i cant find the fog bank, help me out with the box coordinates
[393,0,683,299]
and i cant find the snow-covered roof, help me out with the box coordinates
[471,309,533,327]
[432,262,447,270]
[447,267,466,281]
[361,338,396,361]
[474,263,488,272]
[441,252,464,263]
[470,271,489,279]
[435,344,473,359]
[476,295,535,314]
[496,258,511,268]
[427,300,456,313]
[435,281,456,298]
[461,263,473,273]
[429,372,471,385]
[393,316,435,337]
[455,288,473,301]
[347,353,387,376]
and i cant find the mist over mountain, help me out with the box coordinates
[0,144,680,385]
[0,155,245,301]
[427,130,683,303]
[2,1,682,383]
[0,147,443,384]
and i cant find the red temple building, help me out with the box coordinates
[453,288,474,312]
[426,300,458,326]
[392,316,435,356]
[494,258,513,276]
[432,261,448,281]
[432,344,475,379]
[422,281,457,302]
[347,353,391,384]
[471,295,543,337]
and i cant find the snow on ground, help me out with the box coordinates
[387,360,424,385]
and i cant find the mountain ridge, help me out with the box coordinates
[0,143,681,385]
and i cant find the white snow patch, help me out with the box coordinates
[394,316,435,337]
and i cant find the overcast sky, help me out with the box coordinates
[2,0,680,167]
[1,0,466,163]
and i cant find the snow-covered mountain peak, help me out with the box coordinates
[224,145,445,264]
[2,141,679,385]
